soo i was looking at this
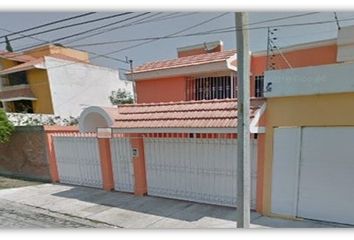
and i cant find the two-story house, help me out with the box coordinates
[0,44,132,117]
[126,39,337,103]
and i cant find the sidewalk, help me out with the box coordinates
[0,183,349,228]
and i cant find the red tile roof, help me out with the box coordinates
[132,50,236,73]
[107,98,264,129]
[0,51,36,62]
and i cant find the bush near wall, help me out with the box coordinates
[0,109,14,143]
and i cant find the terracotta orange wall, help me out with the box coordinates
[135,44,337,103]
[136,76,187,103]
[251,44,338,76]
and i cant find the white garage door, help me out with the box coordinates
[272,127,354,225]
[144,137,258,208]
[53,136,103,188]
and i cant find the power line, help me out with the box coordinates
[85,12,230,59]
[32,14,354,72]
[3,13,354,74]
[21,13,229,72]
[14,12,151,52]
[62,12,199,45]
[0,26,130,65]
[0,12,134,44]
[69,13,352,49]
[246,12,320,26]
[0,12,96,39]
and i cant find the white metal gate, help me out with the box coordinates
[53,135,102,188]
[110,137,135,193]
[144,137,257,208]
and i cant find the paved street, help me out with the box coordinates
[0,183,350,228]
[0,198,116,228]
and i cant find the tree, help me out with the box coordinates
[0,109,14,143]
[109,88,134,105]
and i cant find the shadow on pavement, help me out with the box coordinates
[51,184,351,228]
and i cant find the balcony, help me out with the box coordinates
[0,84,36,102]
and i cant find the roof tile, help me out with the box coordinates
[132,50,236,73]
[105,98,264,129]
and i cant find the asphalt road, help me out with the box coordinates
[0,198,117,228]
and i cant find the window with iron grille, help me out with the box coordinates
[186,75,237,101]
[255,75,264,97]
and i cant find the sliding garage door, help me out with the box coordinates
[272,127,354,225]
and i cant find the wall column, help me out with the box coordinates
[46,133,60,183]
[130,134,147,196]
[97,138,114,191]
[43,125,79,183]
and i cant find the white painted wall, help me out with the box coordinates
[264,62,354,98]
[45,56,132,118]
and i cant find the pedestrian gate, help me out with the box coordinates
[110,137,135,193]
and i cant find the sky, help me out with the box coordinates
[1,11,354,76]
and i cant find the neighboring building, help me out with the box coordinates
[0,44,132,117]
[126,38,338,104]
[258,25,354,225]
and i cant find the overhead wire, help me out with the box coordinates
[62,12,198,45]
[1,12,230,73]
[0,12,134,44]
[14,12,154,51]
[0,12,96,39]
[84,12,230,61]
[3,13,354,73]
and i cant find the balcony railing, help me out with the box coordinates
[0,84,36,101]
[1,84,30,91]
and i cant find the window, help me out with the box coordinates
[3,71,28,87]
[13,100,33,113]
[255,75,264,97]
[186,75,237,101]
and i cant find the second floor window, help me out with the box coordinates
[255,75,264,97]
[186,75,237,101]
[2,71,28,87]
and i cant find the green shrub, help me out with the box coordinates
[0,109,14,143]
[109,88,134,105]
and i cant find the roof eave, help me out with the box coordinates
[0,63,46,76]
[126,60,237,81]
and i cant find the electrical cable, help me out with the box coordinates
[62,12,198,45]
[14,12,152,52]
[0,12,134,44]
[0,12,96,39]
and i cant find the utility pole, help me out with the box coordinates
[235,12,251,228]
[128,59,137,103]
